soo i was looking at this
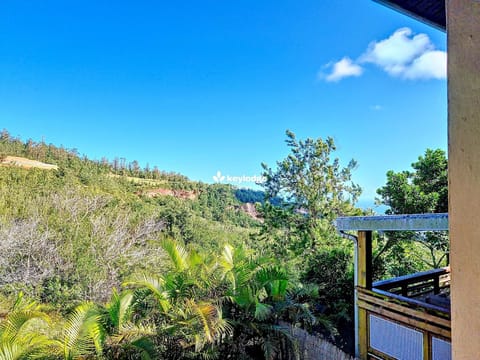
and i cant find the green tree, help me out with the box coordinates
[375,149,449,276]
[219,244,316,360]
[125,240,315,360]
[124,239,231,358]
[262,131,361,222]
[377,148,447,214]
[258,131,362,353]
[259,130,362,258]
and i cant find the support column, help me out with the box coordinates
[447,1,480,359]
[357,230,372,359]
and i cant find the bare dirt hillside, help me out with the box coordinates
[238,202,263,222]
[138,188,197,200]
[1,156,58,170]
[107,173,167,186]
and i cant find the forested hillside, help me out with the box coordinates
[0,129,261,302]
[0,129,448,359]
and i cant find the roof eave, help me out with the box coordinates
[373,0,446,32]
[335,213,449,231]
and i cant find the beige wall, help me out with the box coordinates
[447,1,480,359]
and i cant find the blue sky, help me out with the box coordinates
[0,0,447,210]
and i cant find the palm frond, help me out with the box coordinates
[130,336,156,360]
[160,238,188,271]
[62,302,104,359]
[0,295,55,360]
[219,245,234,273]
[106,289,134,331]
[0,310,50,344]
[255,267,288,288]
[232,286,255,308]
[110,322,155,344]
[254,302,273,321]
[188,300,217,343]
[0,342,22,360]
[123,274,171,313]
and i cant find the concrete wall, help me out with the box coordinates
[447,1,480,359]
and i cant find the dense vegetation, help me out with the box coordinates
[374,148,449,278]
[0,128,449,359]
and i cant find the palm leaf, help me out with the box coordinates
[109,322,155,344]
[160,238,188,271]
[0,310,50,344]
[181,299,231,353]
[188,300,216,343]
[105,289,134,331]
[219,245,234,273]
[123,274,171,313]
[130,336,156,360]
[232,286,255,308]
[0,343,22,360]
[254,302,273,321]
[255,267,288,288]
[62,302,104,359]
[0,293,55,360]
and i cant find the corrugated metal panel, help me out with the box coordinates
[432,337,451,360]
[369,314,423,360]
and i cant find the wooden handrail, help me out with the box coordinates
[368,267,452,315]
[357,288,451,336]
[371,288,450,314]
[373,267,449,290]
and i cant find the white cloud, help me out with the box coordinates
[360,27,446,80]
[370,105,383,111]
[402,50,447,80]
[321,57,363,82]
[360,28,430,72]
[320,27,446,82]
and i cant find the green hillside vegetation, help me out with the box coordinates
[0,128,449,359]
[0,130,257,302]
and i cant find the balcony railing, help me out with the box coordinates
[373,267,450,311]
[335,213,450,359]
[358,268,451,360]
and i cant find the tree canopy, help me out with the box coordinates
[374,149,449,276]
[262,130,361,221]
[377,148,448,214]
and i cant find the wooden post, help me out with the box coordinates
[358,231,372,289]
[423,332,432,360]
[357,230,372,359]
[434,274,440,295]
[448,1,480,358]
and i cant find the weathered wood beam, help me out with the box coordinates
[357,230,372,359]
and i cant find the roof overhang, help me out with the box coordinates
[373,0,446,31]
[335,213,448,231]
